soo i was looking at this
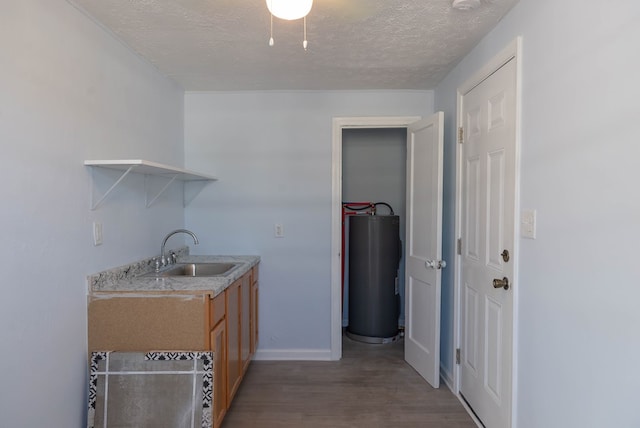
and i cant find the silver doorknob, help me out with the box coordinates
[425,260,447,269]
[493,277,509,290]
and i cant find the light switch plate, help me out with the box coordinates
[93,222,103,246]
[521,209,536,239]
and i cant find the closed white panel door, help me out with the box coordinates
[404,112,444,388]
[460,58,516,428]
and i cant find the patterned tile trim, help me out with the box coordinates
[145,351,213,428]
[87,351,109,428]
[87,351,213,428]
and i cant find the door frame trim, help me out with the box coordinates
[331,116,421,360]
[453,37,522,427]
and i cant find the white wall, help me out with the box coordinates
[435,0,640,426]
[0,1,185,426]
[185,91,432,357]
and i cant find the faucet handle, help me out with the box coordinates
[154,257,161,273]
[169,251,177,265]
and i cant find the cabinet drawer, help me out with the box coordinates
[210,292,226,327]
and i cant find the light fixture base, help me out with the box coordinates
[267,0,313,21]
[452,0,481,11]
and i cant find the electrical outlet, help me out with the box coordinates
[93,222,103,246]
[274,223,284,238]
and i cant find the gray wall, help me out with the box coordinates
[342,128,407,327]
[435,0,640,426]
[0,1,185,425]
[184,90,433,358]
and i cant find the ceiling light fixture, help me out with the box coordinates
[266,0,313,50]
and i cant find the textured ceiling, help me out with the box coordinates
[67,0,519,90]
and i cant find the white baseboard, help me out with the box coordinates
[440,363,454,391]
[253,348,333,361]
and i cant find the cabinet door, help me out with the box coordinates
[210,321,226,428]
[241,273,251,373]
[225,280,242,404]
[250,267,259,354]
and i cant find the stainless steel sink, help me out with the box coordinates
[144,262,238,277]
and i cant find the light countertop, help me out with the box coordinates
[88,251,259,297]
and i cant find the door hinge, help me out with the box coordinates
[456,348,461,365]
[457,238,462,255]
[458,127,464,144]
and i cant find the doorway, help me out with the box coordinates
[330,116,421,360]
[341,128,408,332]
[330,114,445,388]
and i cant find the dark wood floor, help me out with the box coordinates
[222,335,476,427]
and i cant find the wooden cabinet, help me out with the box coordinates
[209,293,227,428]
[225,279,242,404]
[87,262,259,428]
[241,273,252,373]
[210,319,226,427]
[208,270,258,428]
[250,266,259,354]
[227,270,254,404]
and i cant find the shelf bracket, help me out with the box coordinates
[89,166,135,211]
[145,174,179,208]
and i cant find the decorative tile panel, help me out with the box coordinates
[88,351,213,428]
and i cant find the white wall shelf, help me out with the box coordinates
[85,159,217,210]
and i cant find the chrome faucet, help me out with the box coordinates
[160,229,199,267]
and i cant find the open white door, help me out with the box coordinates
[404,112,444,388]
